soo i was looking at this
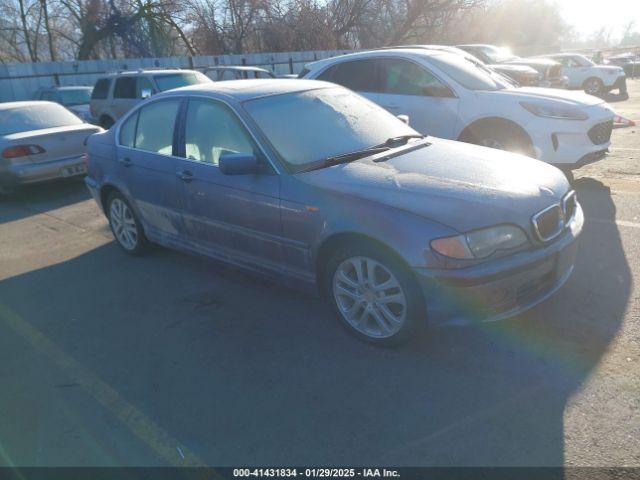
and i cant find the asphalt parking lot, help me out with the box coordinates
[0,81,639,468]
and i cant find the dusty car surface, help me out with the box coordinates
[302,48,614,170]
[85,79,583,345]
[32,85,94,122]
[0,101,102,194]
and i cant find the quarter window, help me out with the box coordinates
[184,99,257,166]
[119,111,138,148]
[134,100,180,155]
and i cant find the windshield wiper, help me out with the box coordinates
[296,134,425,173]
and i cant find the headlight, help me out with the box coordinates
[520,101,589,120]
[431,225,528,260]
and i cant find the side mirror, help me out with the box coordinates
[140,88,152,99]
[397,114,410,125]
[219,153,259,175]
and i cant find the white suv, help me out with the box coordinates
[538,54,627,97]
[302,48,615,170]
[90,69,211,128]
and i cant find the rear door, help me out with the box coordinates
[115,98,184,238]
[112,76,139,119]
[173,97,283,273]
[375,57,459,139]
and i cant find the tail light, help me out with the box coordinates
[2,145,46,158]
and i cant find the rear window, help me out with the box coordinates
[0,103,83,135]
[92,78,111,99]
[153,72,210,91]
[58,88,92,106]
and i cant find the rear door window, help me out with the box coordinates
[136,77,154,98]
[92,79,111,99]
[119,111,138,148]
[318,60,379,92]
[133,100,181,156]
[114,77,137,99]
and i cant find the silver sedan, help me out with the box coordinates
[0,101,102,195]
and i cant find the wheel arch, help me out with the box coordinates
[314,231,414,298]
[458,116,531,144]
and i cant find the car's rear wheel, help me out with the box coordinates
[107,192,147,255]
[583,77,604,96]
[100,116,115,129]
[325,242,424,345]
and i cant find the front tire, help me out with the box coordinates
[461,121,535,158]
[583,77,604,96]
[325,242,424,346]
[107,192,147,255]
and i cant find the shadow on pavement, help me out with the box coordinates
[0,178,91,225]
[0,179,630,467]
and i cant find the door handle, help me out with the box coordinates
[118,157,132,167]
[176,170,194,182]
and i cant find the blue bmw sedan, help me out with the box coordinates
[85,79,583,345]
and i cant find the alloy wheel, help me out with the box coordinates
[332,256,407,338]
[584,79,601,95]
[109,198,138,251]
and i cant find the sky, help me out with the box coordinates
[558,0,640,39]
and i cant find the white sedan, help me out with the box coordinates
[0,101,102,195]
[537,53,627,97]
[301,48,615,170]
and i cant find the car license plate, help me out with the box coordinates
[62,164,86,177]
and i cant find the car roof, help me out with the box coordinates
[304,48,448,71]
[0,100,58,111]
[160,78,336,102]
[100,69,194,78]
[206,66,270,72]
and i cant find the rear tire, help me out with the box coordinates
[107,192,147,255]
[100,116,115,129]
[324,242,424,346]
[460,121,535,158]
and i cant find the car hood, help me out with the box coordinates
[296,138,569,233]
[479,86,605,107]
[490,64,538,74]
[594,65,625,74]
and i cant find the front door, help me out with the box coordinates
[174,98,283,274]
[374,57,460,139]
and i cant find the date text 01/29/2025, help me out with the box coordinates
[232,468,400,478]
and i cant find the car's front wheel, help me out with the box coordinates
[107,192,147,255]
[583,77,604,96]
[325,242,424,345]
[461,121,535,158]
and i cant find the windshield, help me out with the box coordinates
[58,88,92,106]
[428,53,512,91]
[483,46,518,63]
[575,55,595,67]
[153,72,211,92]
[243,87,418,171]
[0,103,83,135]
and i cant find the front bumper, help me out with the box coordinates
[0,155,86,188]
[527,107,615,166]
[415,203,583,327]
[608,75,627,93]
